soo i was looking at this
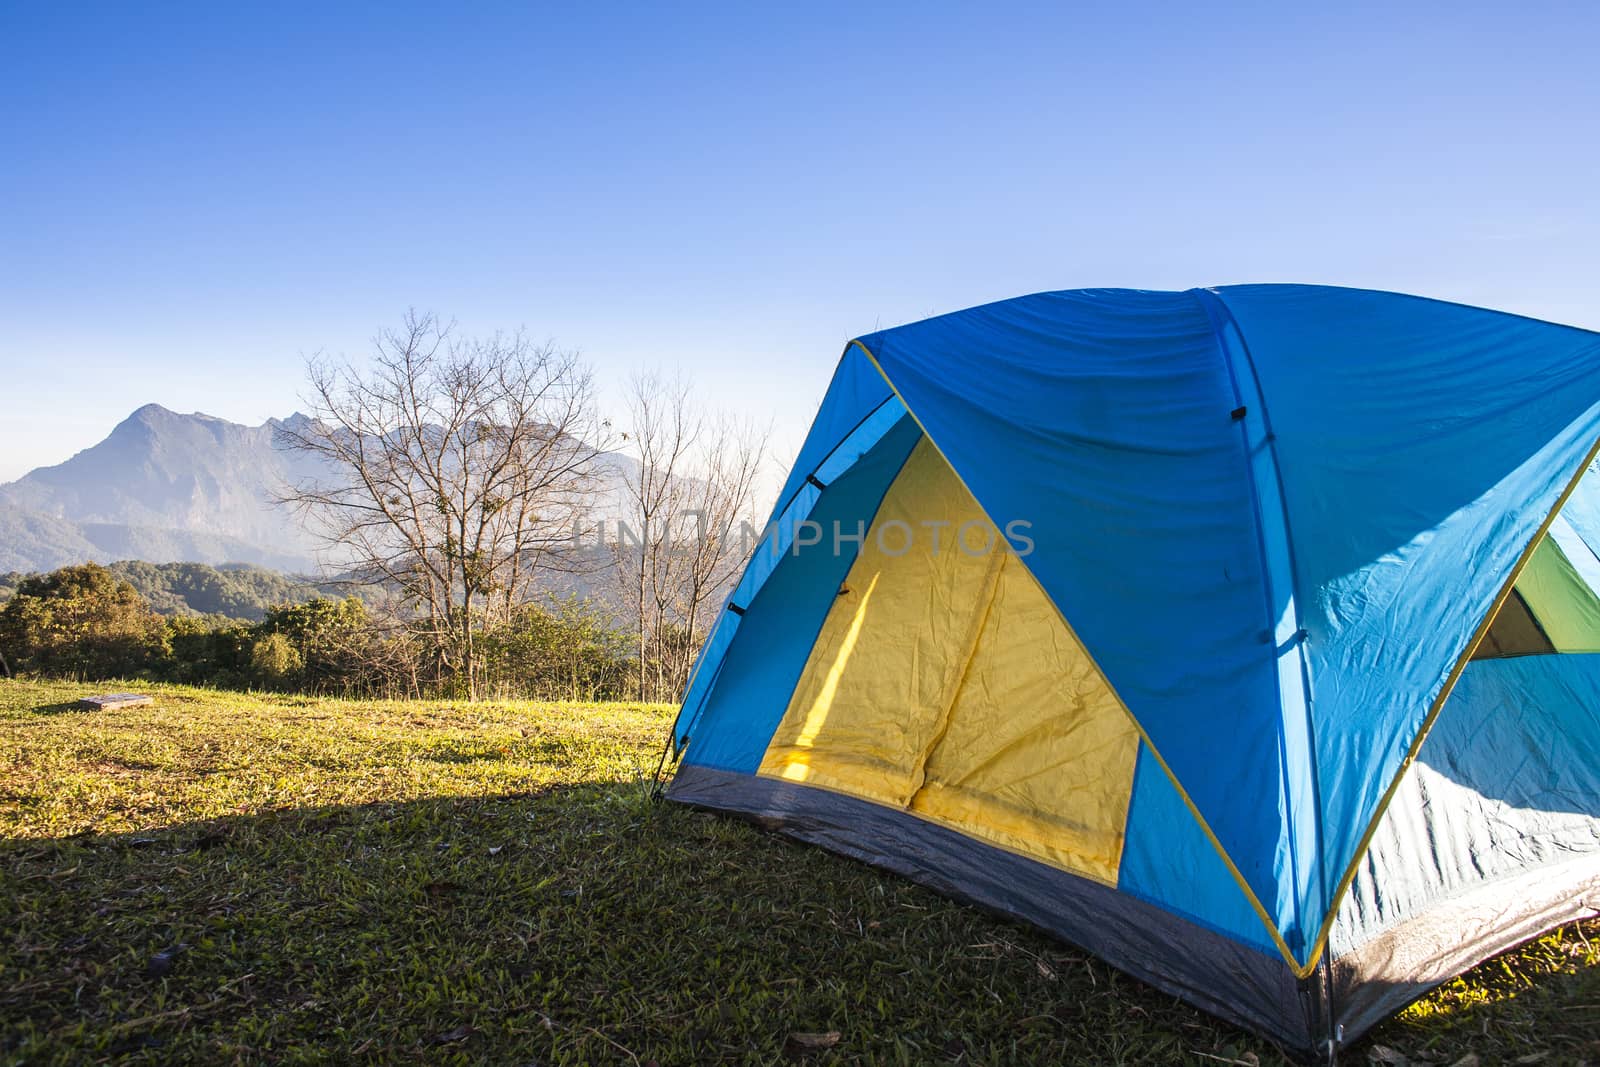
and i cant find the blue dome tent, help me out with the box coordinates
[662,285,1600,1058]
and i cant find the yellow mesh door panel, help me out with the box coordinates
[758,438,1004,806]
[758,438,1140,884]
[910,552,1140,885]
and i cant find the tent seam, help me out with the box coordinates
[905,546,1007,804]
[1195,287,1330,972]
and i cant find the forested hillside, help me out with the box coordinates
[0,561,333,621]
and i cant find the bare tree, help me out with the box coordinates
[673,412,766,691]
[615,370,768,701]
[615,371,696,702]
[279,312,609,700]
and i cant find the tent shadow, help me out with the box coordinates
[1422,655,1600,820]
[0,781,1316,1065]
[4,781,1594,1065]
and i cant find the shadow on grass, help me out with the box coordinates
[3,785,1596,1066]
[27,699,96,716]
[417,748,508,765]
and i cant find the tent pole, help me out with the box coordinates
[1320,954,1341,1065]
[1297,956,1341,1066]
[648,732,673,802]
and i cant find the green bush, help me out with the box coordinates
[0,563,167,680]
[163,615,252,687]
[258,597,371,693]
[0,564,640,700]
[249,632,304,686]
[478,596,632,701]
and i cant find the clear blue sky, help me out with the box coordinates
[2,1,1597,482]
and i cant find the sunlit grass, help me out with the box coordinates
[1,679,1595,1064]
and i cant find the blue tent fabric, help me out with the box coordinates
[1327,653,1600,1038]
[1117,743,1281,955]
[856,289,1302,951]
[667,284,1600,1055]
[1549,515,1600,595]
[1553,456,1600,570]
[851,285,1600,958]
[1334,652,1600,954]
[1212,284,1600,943]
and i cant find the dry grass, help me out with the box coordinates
[1,679,1596,1065]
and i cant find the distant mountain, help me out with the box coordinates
[0,404,644,578]
[0,405,328,573]
[0,507,102,573]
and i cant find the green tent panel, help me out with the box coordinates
[1515,535,1600,652]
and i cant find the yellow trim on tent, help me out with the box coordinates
[1296,432,1600,976]
[846,341,1306,970]
[757,437,1141,885]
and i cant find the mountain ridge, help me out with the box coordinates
[0,404,329,572]
[0,405,638,576]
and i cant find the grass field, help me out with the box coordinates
[2,679,1596,1065]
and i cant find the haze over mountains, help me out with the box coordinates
[0,404,639,576]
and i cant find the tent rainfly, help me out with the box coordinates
[662,285,1600,1060]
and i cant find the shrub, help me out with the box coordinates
[0,565,641,700]
[0,563,166,679]
[250,632,304,686]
